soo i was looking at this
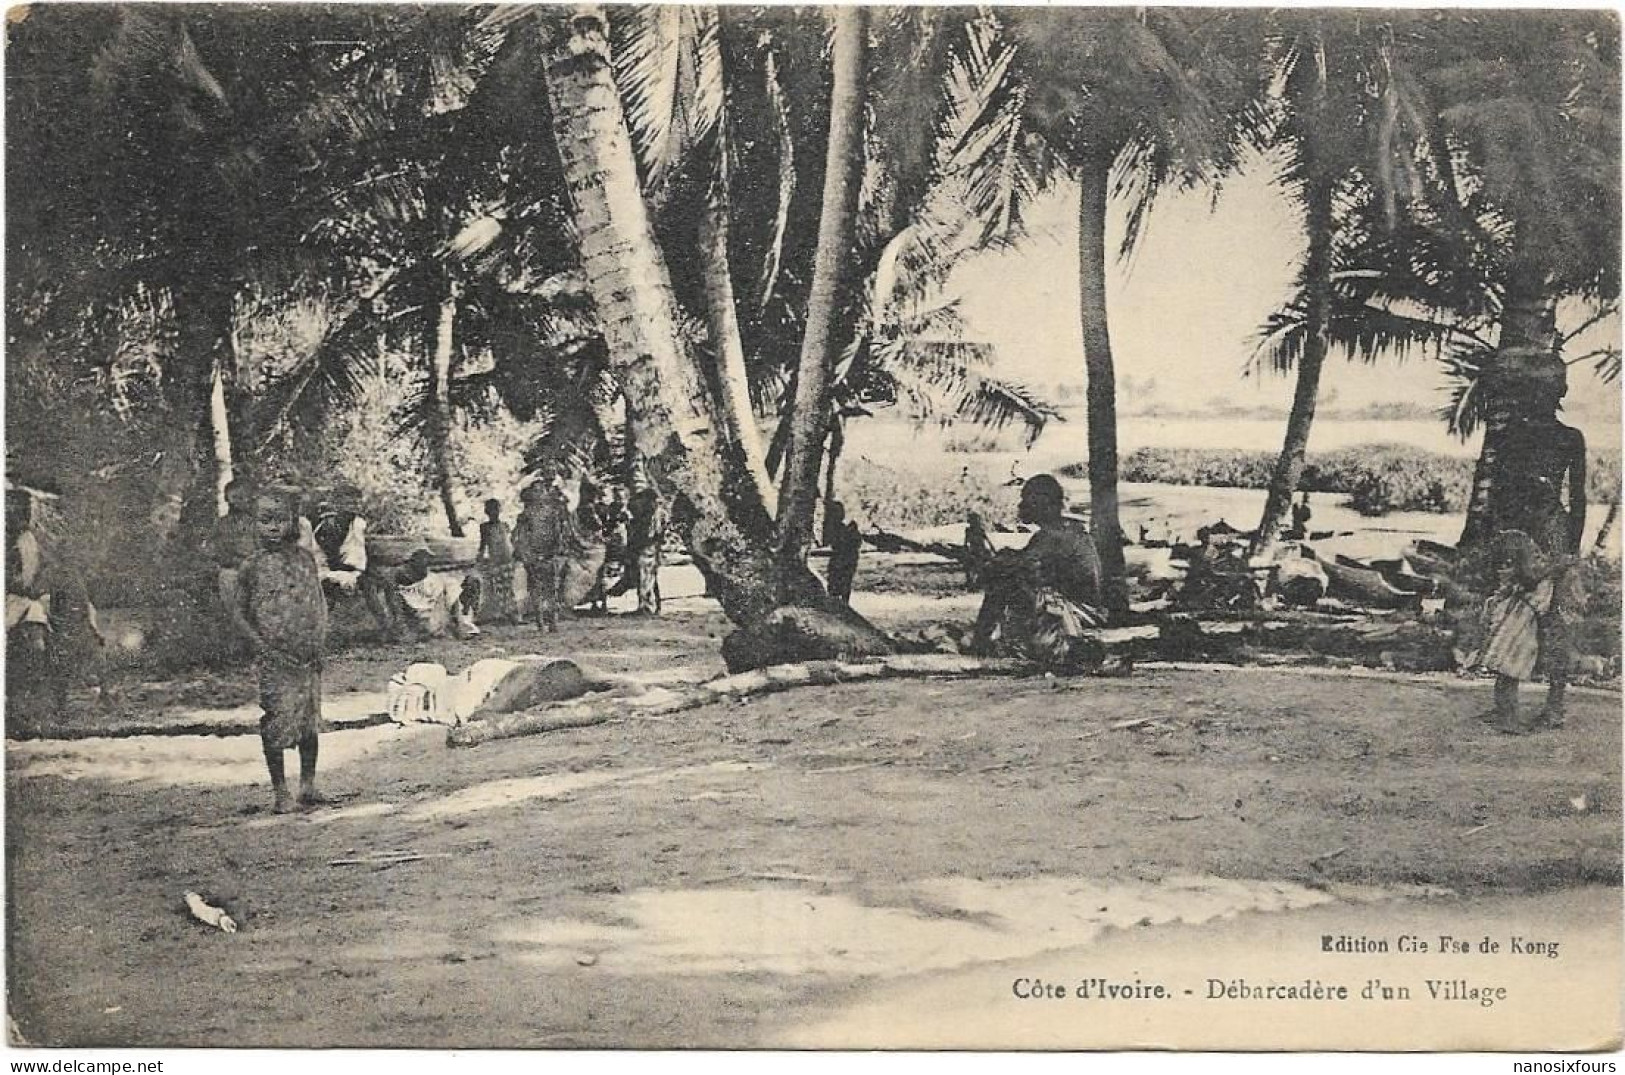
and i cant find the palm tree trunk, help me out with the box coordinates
[151,281,234,543]
[698,193,777,514]
[822,418,845,541]
[1253,169,1337,558]
[430,277,465,538]
[540,5,850,628]
[1076,161,1128,610]
[775,4,867,596]
[209,359,233,517]
[1459,257,1559,548]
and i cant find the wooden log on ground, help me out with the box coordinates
[447,654,1027,748]
[8,711,392,743]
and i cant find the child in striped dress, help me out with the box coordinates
[1467,527,1580,734]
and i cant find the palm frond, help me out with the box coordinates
[1570,347,1622,384]
[872,337,1059,446]
[954,372,1062,447]
[755,44,796,315]
[255,300,381,444]
[612,7,723,197]
[1251,287,1471,377]
[1437,341,1495,438]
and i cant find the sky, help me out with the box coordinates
[951,160,1623,453]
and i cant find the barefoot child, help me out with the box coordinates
[233,489,330,812]
[477,498,517,624]
[1467,529,1581,734]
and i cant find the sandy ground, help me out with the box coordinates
[6,591,1621,1048]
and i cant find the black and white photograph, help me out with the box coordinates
[4,3,1621,1054]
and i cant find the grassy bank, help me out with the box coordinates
[1058,444,1622,516]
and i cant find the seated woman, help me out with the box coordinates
[379,550,479,641]
[970,474,1108,672]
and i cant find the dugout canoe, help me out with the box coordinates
[1319,555,1423,610]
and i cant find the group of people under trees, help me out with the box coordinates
[210,474,672,649]
[208,472,672,812]
[3,354,1593,812]
[478,479,668,630]
[955,361,1592,730]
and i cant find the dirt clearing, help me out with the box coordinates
[7,625,1619,1047]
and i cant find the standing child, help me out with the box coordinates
[477,498,516,624]
[825,500,862,606]
[234,490,330,813]
[512,482,569,631]
[626,488,666,616]
[1467,529,1582,733]
[963,511,995,589]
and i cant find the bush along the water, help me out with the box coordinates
[838,455,1020,532]
[1062,444,1622,517]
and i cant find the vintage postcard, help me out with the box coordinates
[4,2,1621,1055]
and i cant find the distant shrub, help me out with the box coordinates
[1062,444,1623,517]
[940,431,1007,454]
[836,455,1020,531]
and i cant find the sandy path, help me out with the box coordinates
[6,664,1619,1048]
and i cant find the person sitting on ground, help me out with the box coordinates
[825,500,862,606]
[232,488,329,813]
[963,510,996,588]
[1287,492,1313,541]
[311,487,371,593]
[383,549,480,641]
[477,497,517,624]
[969,474,1107,671]
[302,487,399,639]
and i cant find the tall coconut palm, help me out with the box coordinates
[1394,11,1621,547]
[536,5,860,627]
[1248,14,1410,556]
[614,5,1060,564]
[752,9,1059,489]
[1002,8,1246,608]
[776,5,869,588]
[7,5,425,540]
[265,5,583,533]
[610,6,778,510]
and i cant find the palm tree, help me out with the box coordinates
[611,6,1060,573]
[536,5,846,626]
[257,5,587,534]
[612,5,778,509]
[1395,11,1620,547]
[7,6,429,539]
[776,6,869,590]
[1248,14,1404,556]
[1002,8,1246,608]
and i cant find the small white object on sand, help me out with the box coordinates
[183,891,237,934]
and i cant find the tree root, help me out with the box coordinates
[445,653,1028,748]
